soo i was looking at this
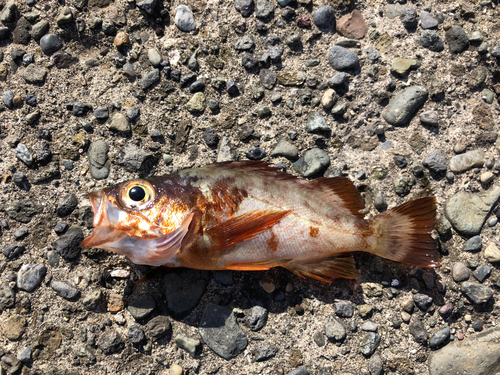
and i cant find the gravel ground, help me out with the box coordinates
[1,0,500,374]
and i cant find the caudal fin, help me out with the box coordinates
[368,196,440,268]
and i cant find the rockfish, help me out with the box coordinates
[81,162,440,282]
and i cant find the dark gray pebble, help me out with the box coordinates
[420,30,444,52]
[40,33,62,55]
[139,69,160,90]
[2,244,25,259]
[413,293,433,311]
[313,6,335,30]
[146,315,172,340]
[235,0,254,17]
[199,303,248,360]
[127,293,156,320]
[254,344,277,361]
[473,265,491,283]
[248,306,268,331]
[409,318,428,343]
[255,0,274,19]
[56,194,78,217]
[429,327,450,349]
[245,147,266,160]
[287,368,309,375]
[328,45,359,71]
[400,7,418,30]
[97,330,124,354]
[335,301,353,318]
[461,282,493,304]
[360,332,381,356]
[463,236,482,252]
[445,26,469,54]
[52,227,84,259]
[128,325,146,344]
[420,11,438,29]
[94,107,109,120]
[423,151,447,174]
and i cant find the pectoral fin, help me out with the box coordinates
[205,209,291,252]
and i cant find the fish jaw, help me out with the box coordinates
[81,189,195,266]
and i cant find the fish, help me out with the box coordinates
[80,161,440,282]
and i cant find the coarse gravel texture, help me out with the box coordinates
[2,0,500,374]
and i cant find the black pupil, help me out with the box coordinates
[129,186,146,202]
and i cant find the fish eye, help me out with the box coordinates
[119,181,155,209]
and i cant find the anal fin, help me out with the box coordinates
[205,209,291,252]
[285,254,359,283]
[225,259,292,271]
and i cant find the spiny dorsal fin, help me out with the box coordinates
[285,254,359,283]
[308,177,365,218]
[205,209,291,252]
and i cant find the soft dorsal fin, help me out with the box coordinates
[205,209,291,252]
[308,177,365,218]
[285,254,359,283]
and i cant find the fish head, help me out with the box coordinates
[81,179,195,266]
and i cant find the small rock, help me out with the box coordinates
[97,330,124,354]
[360,332,381,357]
[325,317,346,342]
[136,0,158,14]
[293,148,330,177]
[473,265,491,283]
[51,280,79,300]
[146,315,171,340]
[186,92,206,113]
[128,325,146,344]
[15,143,33,166]
[484,242,500,263]
[429,327,450,349]
[336,9,367,39]
[306,112,330,133]
[139,69,160,90]
[113,31,129,47]
[313,6,336,31]
[175,5,196,32]
[445,26,469,54]
[420,30,444,52]
[235,0,254,17]
[413,293,433,311]
[109,112,131,133]
[1,315,26,341]
[420,11,438,29]
[400,7,418,30]
[423,151,447,174]
[409,318,428,343]
[199,303,248,360]
[56,194,78,217]
[461,282,493,304]
[127,293,156,320]
[452,262,470,282]
[335,301,354,318]
[245,147,266,160]
[88,140,110,180]
[174,333,201,357]
[52,227,84,259]
[271,139,298,160]
[420,111,439,127]
[255,0,274,19]
[382,86,428,126]
[464,236,482,252]
[40,34,62,55]
[31,20,49,40]
[449,150,485,173]
[17,264,47,292]
[82,290,103,310]
[328,45,359,71]
[248,306,268,331]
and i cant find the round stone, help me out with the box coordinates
[40,33,62,55]
[313,6,335,30]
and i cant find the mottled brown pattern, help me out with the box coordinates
[309,226,319,238]
[267,229,279,253]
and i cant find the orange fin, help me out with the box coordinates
[225,258,292,271]
[206,209,291,251]
[369,196,440,268]
[285,254,359,283]
[308,177,365,218]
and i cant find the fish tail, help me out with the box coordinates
[368,196,440,268]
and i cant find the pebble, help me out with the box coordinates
[484,242,500,263]
[423,151,447,174]
[40,33,62,55]
[255,0,274,19]
[271,139,298,160]
[245,147,266,160]
[452,262,470,282]
[2,315,26,341]
[146,315,171,340]
[128,293,156,319]
[94,107,109,120]
[88,140,110,180]
[429,326,500,375]
[0,2,17,23]
[393,175,415,196]
[324,317,346,342]
[287,368,309,375]
[0,284,15,311]
[16,143,33,166]
[400,7,418,30]
[174,333,201,357]
[461,282,493,304]
[17,347,31,363]
[2,244,25,259]
[56,194,78,217]
[139,69,160,90]
[5,199,40,223]
[82,289,102,311]
[413,293,433,311]
[21,65,47,85]
[449,150,485,173]
[337,9,367,39]
[445,26,469,54]
[368,354,383,375]
[242,53,258,70]
[306,112,330,133]
[473,265,491,283]
[313,6,335,30]
[373,192,388,212]
[17,264,47,292]
[123,63,136,77]
[148,48,162,67]
[51,280,79,300]
[420,11,438,29]
[175,5,196,32]
[235,0,254,17]
[409,318,428,344]
[361,321,378,332]
[31,20,49,40]
[162,269,210,317]
[429,327,450,349]
[109,112,131,133]
[293,148,330,177]
[382,86,428,126]
[3,90,14,108]
[328,46,360,71]
[13,17,31,45]
[463,235,482,252]
[480,172,494,185]
[439,304,453,317]
[335,301,354,318]
[234,34,255,51]
[128,325,146,344]
[97,330,125,354]
[444,187,500,236]
[328,72,348,88]
[360,332,381,357]
[186,92,206,113]
[391,58,419,77]
[199,303,248,360]
[420,110,439,127]
[247,306,268,331]
[52,227,84,259]
[113,31,129,47]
